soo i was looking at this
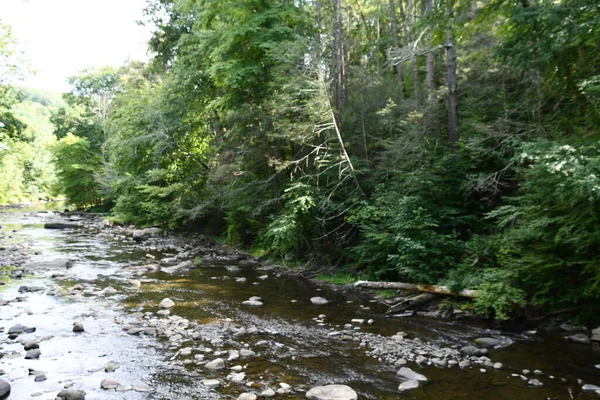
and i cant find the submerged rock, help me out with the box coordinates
[310,297,329,305]
[305,384,358,400]
[44,223,77,230]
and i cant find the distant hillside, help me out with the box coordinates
[16,87,66,108]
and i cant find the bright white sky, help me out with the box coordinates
[1,0,153,93]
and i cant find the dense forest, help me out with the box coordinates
[1,0,600,323]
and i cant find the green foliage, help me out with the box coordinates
[52,134,103,208]
[492,141,600,310]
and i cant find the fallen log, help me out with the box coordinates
[354,280,479,298]
[387,293,437,314]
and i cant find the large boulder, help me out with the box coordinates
[305,385,358,400]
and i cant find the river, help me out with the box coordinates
[0,207,599,399]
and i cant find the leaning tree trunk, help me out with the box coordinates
[389,0,405,99]
[446,26,458,144]
[354,280,479,298]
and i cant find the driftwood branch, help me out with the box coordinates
[354,280,479,298]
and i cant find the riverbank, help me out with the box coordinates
[1,209,599,399]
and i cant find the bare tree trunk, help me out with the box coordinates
[354,280,479,298]
[446,26,458,144]
[333,0,345,116]
[407,0,421,108]
[425,0,435,103]
[388,0,405,99]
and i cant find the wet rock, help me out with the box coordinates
[73,321,84,333]
[591,327,600,342]
[0,380,10,399]
[23,341,39,350]
[238,394,257,400]
[460,346,486,357]
[34,374,47,382]
[568,333,591,345]
[396,367,427,382]
[582,384,600,392]
[311,297,329,305]
[161,261,194,274]
[8,323,36,336]
[473,337,501,348]
[25,349,41,359]
[159,298,175,309]
[398,380,419,392]
[56,389,86,400]
[44,223,77,229]
[105,361,120,372]
[103,286,117,295]
[132,227,163,242]
[205,358,225,370]
[101,378,121,390]
[240,349,255,358]
[306,384,358,400]
[242,300,263,307]
[527,379,544,388]
[261,388,276,397]
[493,363,503,370]
[202,379,220,388]
[18,285,45,293]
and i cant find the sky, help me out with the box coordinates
[1,0,153,93]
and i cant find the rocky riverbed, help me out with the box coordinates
[1,207,599,399]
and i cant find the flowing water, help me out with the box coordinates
[0,206,599,400]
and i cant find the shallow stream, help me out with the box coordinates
[0,207,599,399]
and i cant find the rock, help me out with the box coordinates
[159,298,175,309]
[132,227,163,242]
[582,384,600,392]
[261,388,276,397]
[202,379,220,388]
[242,300,263,307]
[105,361,120,372]
[130,279,142,289]
[44,223,77,229]
[305,384,358,400]
[493,363,503,370]
[23,341,39,350]
[311,297,329,305]
[238,394,258,400]
[568,333,591,345]
[56,389,86,400]
[25,258,73,269]
[527,379,544,388]
[591,327,600,342]
[205,358,225,370]
[73,321,84,332]
[398,380,419,392]
[103,286,118,295]
[474,337,501,347]
[0,379,10,398]
[34,374,47,382]
[240,349,255,358]
[101,378,121,390]
[25,349,41,359]
[559,323,578,332]
[396,367,427,382]
[8,323,36,335]
[460,346,486,356]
